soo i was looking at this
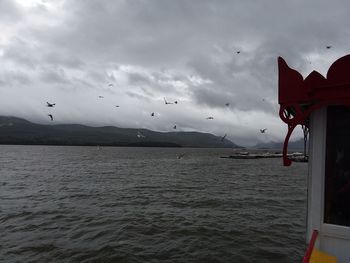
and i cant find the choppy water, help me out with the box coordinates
[0,146,308,262]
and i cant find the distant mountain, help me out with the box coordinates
[253,138,307,150]
[0,116,241,148]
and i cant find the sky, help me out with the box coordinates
[1,0,350,146]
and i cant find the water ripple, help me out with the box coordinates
[0,146,308,262]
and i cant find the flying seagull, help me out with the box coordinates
[48,114,53,121]
[115,105,120,107]
[137,131,145,138]
[164,97,173,105]
[326,45,332,49]
[235,51,241,54]
[260,128,267,133]
[221,134,227,142]
[306,57,312,64]
[177,153,185,159]
[206,116,214,120]
[47,102,56,107]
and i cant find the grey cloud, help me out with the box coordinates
[191,85,233,108]
[125,91,151,102]
[2,38,40,68]
[0,0,22,23]
[187,53,278,113]
[0,70,32,86]
[88,69,108,84]
[43,52,84,69]
[127,72,151,85]
[39,68,69,84]
[126,70,188,98]
[1,0,350,145]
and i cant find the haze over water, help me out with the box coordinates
[1,145,307,262]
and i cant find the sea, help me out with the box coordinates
[0,145,308,263]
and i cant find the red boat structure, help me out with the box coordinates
[278,54,350,262]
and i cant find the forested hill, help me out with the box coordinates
[0,116,241,148]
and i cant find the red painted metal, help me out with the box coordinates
[278,55,350,166]
[302,230,319,263]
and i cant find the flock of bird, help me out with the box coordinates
[46,94,267,142]
[45,96,237,139]
[45,45,333,141]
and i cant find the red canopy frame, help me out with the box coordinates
[278,54,350,166]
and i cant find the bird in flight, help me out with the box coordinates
[164,97,173,105]
[225,103,230,107]
[47,102,56,107]
[221,134,227,142]
[206,117,214,120]
[177,153,185,159]
[326,45,332,49]
[260,128,267,133]
[151,112,155,116]
[137,131,145,138]
[48,114,53,121]
[99,96,104,98]
[115,105,120,107]
[235,51,241,54]
[108,83,114,87]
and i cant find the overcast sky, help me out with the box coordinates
[1,0,350,146]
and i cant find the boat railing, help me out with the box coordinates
[302,230,318,263]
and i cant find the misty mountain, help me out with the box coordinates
[253,138,307,151]
[0,116,241,148]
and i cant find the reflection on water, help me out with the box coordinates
[0,146,307,262]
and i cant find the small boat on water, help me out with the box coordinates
[278,54,350,262]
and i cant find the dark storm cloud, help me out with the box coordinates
[126,69,188,98]
[1,0,350,145]
[187,51,277,113]
[191,85,233,108]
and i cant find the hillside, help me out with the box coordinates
[0,116,241,148]
[253,138,307,151]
